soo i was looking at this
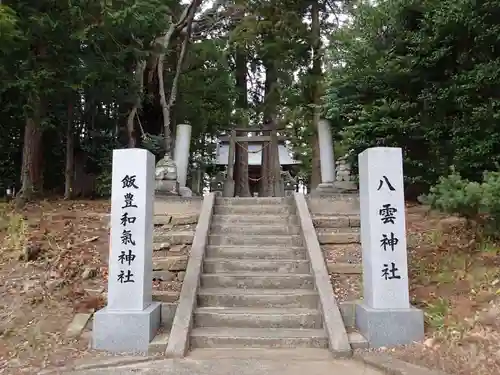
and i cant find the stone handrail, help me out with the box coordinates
[293,192,352,356]
[165,193,215,357]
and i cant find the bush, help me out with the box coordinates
[424,169,500,237]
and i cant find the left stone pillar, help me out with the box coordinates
[93,148,161,353]
[313,119,337,195]
[174,123,193,197]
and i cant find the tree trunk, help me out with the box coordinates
[309,0,323,189]
[260,58,279,197]
[16,98,44,207]
[233,46,251,197]
[64,101,75,199]
[126,60,147,148]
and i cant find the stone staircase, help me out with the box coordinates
[189,197,330,349]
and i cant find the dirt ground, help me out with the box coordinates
[0,200,499,374]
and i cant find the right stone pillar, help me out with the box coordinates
[356,147,424,347]
[317,119,336,191]
[313,119,357,195]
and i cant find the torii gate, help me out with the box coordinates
[222,127,286,197]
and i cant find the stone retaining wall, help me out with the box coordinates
[154,196,203,216]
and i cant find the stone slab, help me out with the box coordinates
[66,312,93,338]
[355,302,424,348]
[170,214,199,226]
[92,302,161,353]
[348,332,369,349]
[161,302,177,327]
[307,195,360,215]
[152,255,188,271]
[148,332,170,355]
[154,232,194,245]
[152,291,180,303]
[154,197,202,216]
[208,234,303,246]
[190,327,328,349]
[318,232,360,244]
[357,353,450,375]
[62,353,387,375]
[153,215,172,225]
[338,301,356,328]
[327,262,362,274]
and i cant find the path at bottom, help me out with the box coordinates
[67,349,385,375]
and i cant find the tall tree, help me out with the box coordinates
[233,43,251,197]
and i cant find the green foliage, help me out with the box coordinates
[424,170,482,220]
[324,0,500,190]
[425,169,500,236]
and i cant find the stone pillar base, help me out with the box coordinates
[155,180,180,196]
[179,186,193,197]
[92,302,161,353]
[355,302,424,348]
[223,179,235,197]
[334,180,358,192]
[311,182,339,196]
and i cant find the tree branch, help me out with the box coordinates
[158,0,202,154]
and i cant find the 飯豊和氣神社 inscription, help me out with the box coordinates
[117,175,139,284]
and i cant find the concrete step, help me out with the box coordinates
[211,214,298,225]
[208,234,303,246]
[216,197,292,206]
[312,215,360,228]
[154,231,194,245]
[213,205,294,215]
[348,332,369,349]
[318,231,360,244]
[148,331,169,354]
[194,307,322,329]
[205,246,307,260]
[152,290,180,303]
[188,348,333,360]
[198,288,319,308]
[190,327,328,349]
[203,259,310,274]
[200,273,314,289]
[211,224,301,235]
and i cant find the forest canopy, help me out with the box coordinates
[0,0,499,202]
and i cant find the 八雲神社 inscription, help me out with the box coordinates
[356,147,424,347]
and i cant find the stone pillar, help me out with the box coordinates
[318,119,335,184]
[174,124,192,197]
[313,119,337,195]
[223,129,235,197]
[93,148,161,353]
[356,147,423,348]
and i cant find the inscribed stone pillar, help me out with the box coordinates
[174,124,192,188]
[356,147,423,347]
[93,148,161,353]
